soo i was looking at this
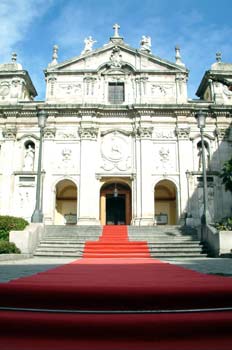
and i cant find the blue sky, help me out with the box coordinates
[0,0,231,100]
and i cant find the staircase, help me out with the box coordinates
[128,225,207,258]
[34,225,207,258]
[83,225,151,258]
[33,225,102,257]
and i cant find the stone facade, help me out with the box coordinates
[0,26,231,226]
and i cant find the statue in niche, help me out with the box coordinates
[23,144,35,171]
[140,36,151,52]
[197,141,210,171]
[82,36,97,53]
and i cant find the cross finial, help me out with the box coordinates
[216,52,222,62]
[11,52,17,63]
[113,23,120,37]
[175,45,185,67]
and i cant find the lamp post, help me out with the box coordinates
[195,110,208,228]
[31,110,48,223]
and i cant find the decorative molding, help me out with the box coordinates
[2,127,17,140]
[214,127,230,140]
[78,127,98,140]
[17,134,39,141]
[101,128,132,137]
[175,127,190,139]
[44,127,56,139]
[136,127,153,139]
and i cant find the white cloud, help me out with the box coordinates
[0,0,54,61]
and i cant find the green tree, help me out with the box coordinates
[220,157,232,193]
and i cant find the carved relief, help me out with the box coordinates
[55,146,77,173]
[59,83,82,95]
[222,85,232,97]
[57,131,78,140]
[100,132,131,171]
[154,145,176,172]
[154,129,174,139]
[151,84,173,97]
[0,82,10,98]
[62,148,72,161]
[11,78,22,98]
[109,46,123,68]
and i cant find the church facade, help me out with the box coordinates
[0,25,231,227]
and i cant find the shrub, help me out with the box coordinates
[0,216,28,241]
[0,241,20,254]
[215,217,232,231]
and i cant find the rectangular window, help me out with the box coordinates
[108,82,124,104]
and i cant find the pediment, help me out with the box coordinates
[46,42,187,75]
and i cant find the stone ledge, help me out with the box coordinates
[0,253,32,262]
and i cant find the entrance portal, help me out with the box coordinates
[54,179,77,225]
[100,182,131,225]
[154,180,177,225]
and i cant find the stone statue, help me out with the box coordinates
[197,142,210,171]
[140,36,151,53]
[23,145,35,171]
[82,36,97,54]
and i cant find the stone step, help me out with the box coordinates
[150,252,208,258]
[149,247,203,253]
[35,247,83,252]
[38,244,85,248]
[34,252,83,257]
[82,253,151,258]
[148,242,202,247]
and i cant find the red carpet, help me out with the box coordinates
[83,225,151,258]
[0,225,232,349]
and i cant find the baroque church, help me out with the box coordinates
[0,25,231,227]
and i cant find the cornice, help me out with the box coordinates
[0,103,231,120]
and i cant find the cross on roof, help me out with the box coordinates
[113,23,120,37]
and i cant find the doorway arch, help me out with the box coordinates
[100,181,132,225]
[154,180,177,225]
[54,179,77,225]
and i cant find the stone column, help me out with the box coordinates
[77,126,100,225]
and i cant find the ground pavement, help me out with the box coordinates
[0,256,231,283]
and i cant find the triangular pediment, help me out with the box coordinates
[45,42,187,75]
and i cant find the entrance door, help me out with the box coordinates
[100,182,131,225]
[106,194,126,225]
